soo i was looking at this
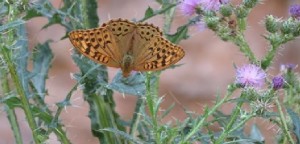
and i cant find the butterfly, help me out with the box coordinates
[68,18,185,77]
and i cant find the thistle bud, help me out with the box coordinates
[265,15,279,33]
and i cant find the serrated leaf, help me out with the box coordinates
[24,1,54,20]
[71,53,108,89]
[14,24,29,73]
[0,95,22,108]
[31,41,53,97]
[287,108,300,143]
[166,25,189,44]
[139,3,177,22]
[23,8,43,20]
[42,13,62,29]
[107,71,157,96]
[24,0,73,37]
[144,7,154,19]
[14,24,32,97]
[0,19,25,32]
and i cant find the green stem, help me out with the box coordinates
[23,82,70,143]
[229,113,255,134]
[3,2,40,143]
[232,34,257,64]
[162,0,177,34]
[275,97,295,144]
[1,68,23,144]
[215,91,246,144]
[181,84,237,143]
[261,42,279,70]
[80,0,99,28]
[91,93,123,144]
[0,46,40,143]
[139,3,178,22]
[0,69,10,93]
[145,72,155,118]
[5,105,23,144]
[2,2,40,141]
[262,32,296,70]
[145,72,161,144]
[81,0,91,28]
[51,83,78,127]
[237,18,247,32]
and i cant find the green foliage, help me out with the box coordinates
[139,2,178,22]
[32,42,53,97]
[0,19,25,32]
[166,25,189,44]
[107,71,157,96]
[287,108,300,143]
[1,0,300,144]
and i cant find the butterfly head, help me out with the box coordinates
[121,54,134,77]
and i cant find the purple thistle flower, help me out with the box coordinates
[236,64,267,88]
[289,4,300,19]
[272,75,284,90]
[179,0,201,16]
[200,0,230,11]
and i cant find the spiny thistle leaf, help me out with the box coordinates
[32,41,53,97]
[139,3,177,22]
[0,95,22,108]
[71,38,118,143]
[14,24,31,97]
[0,19,25,32]
[108,71,157,96]
[165,25,189,44]
[287,108,300,143]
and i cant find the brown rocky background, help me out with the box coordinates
[1,0,299,143]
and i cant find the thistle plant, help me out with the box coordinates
[1,0,300,144]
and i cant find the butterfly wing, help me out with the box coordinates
[132,22,163,56]
[104,19,137,54]
[68,27,122,68]
[134,36,185,71]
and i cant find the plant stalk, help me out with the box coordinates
[275,97,295,144]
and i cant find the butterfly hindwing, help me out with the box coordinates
[136,22,162,41]
[134,36,185,71]
[132,22,163,60]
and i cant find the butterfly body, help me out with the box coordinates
[121,54,134,77]
[69,18,185,77]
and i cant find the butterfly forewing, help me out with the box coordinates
[134,36,185,71]
[104,19,136,54]
[69,27,121,68]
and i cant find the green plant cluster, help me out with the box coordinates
[0,0,300,144]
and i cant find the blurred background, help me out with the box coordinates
[1,0,300,143]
